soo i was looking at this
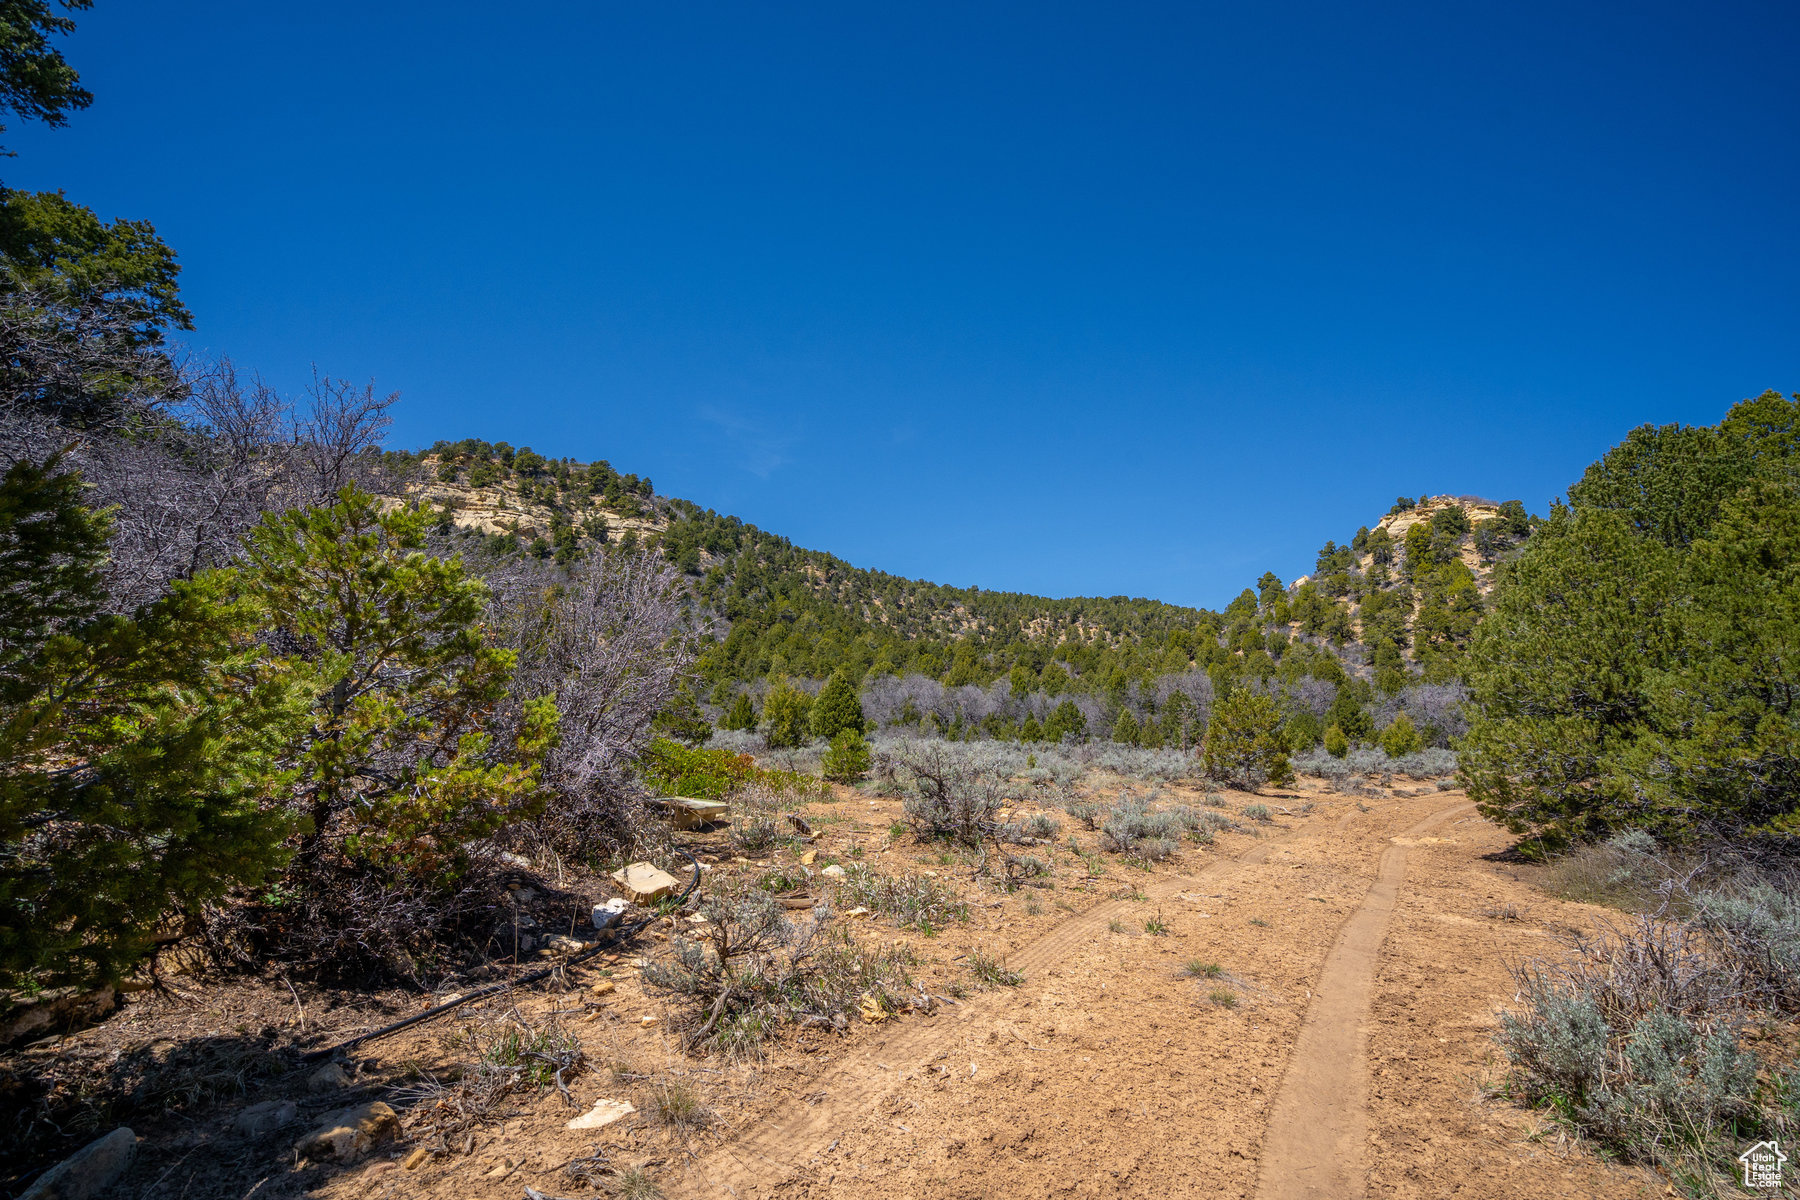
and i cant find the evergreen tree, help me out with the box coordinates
[1043,699,1087,742]
[1378,712,1424,757]
[810,668,866,739]
[1324,723,1349,758]
[761,678,813,748]
[720,691,757,731]
[1020,714,1043,742]
[243,487,557,883]
[1202,689,1293,790]
[1,456,310,991]
[653,683,712,745]
[1112,709,1142,745]
[821,728,871,784]
[1284,709,1322,752]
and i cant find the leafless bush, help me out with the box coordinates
[887,739,1010,847]
[0,297,405,611]
[486,550,702,864]
[642,884,915,1056]
[402,1008,587,1145]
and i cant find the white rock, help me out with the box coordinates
[610,861,680,903]
[821,864,847,878]
[565,1099,636,1131]
[591,897,630,930]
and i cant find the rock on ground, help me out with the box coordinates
[19,1127,136,1200]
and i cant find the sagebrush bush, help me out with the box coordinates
[1496,876,1800,1189]
[834,864,968,931]
[1101,797,1198,862]
[643,884,914,1056]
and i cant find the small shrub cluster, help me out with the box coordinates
[642,884,915,1057]
[404,1010,586,1143]
[1100,798,1215,862]
[833,864,969,931]
[1496,872,1800,1188]
[641,737,828,801]
[965,947,1023,989]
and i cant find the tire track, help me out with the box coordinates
[1251,801,1474,1200]
[676,820,1307,1197]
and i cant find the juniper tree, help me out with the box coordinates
[720,690,757,731]
[810,668,866,740]
[0,455,310,991]
[1202,689,1293,790]
[242,487,556,884]
[761,678,813,748]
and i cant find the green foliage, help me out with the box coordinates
[809,668,866,740]
[1203,689,1294,790]
[1323,723,1349,758]
[821,728,871,784]
[1378,712,1424,757]
[1463,392,1800,847]
[0,456,310,991]
[719,691,757,732]
[243,487,555,881]
[1043,699,1087,742]
[761,678,813,749]
[653,684,712,745]
[641,738,830,802]
[0,1,93,149]
[0,187,190,340]
[1112,709,1141,745]
[1283,708,1322,752]
[641,737,756,799]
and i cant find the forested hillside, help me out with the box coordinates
[396,442,1537,749]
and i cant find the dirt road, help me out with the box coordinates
[658,789,1654,1200]
[314,786,1659,1200]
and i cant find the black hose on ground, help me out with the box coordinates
[298,848,701,1063]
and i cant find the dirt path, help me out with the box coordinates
[682,819,1304,1196]
[1251,801,1471,1200]
[291,787,1656,1200]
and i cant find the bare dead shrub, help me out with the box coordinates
[401,1007,586,1145]
[486,550,701,865]
[642,884,915,1056]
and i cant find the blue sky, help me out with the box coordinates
[12,1,1797,609]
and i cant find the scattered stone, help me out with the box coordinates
[566,1098,636,1130]
[498,851,532,869]
[821,864,846,879]
[513,887,538,903]
[401,1146,431,1170]
[799,849,817,865]
[307,1062,352,1092]
[543,934,584,955]
[592,897,630,930]
[611,862,680,904]
[592,981,616,997]
[296,1102,398,1163]
[844,906,872,919]
[18,1126,135,1200]
[639,1015,658,1026]
[232,1099,298,1136]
